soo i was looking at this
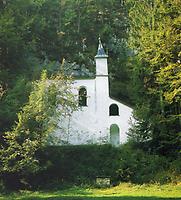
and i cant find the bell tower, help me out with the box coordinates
[95,38,108,76]
[95,38,109,140]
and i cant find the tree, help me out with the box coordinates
[127,0,181,156]
[0,70,77,173]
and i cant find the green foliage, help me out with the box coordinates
[0,70,77,174]
[8,144,178,189]
[115,143,180,184]
[127,0,181,155]
[34,145,120,186]
[0,77,31,133]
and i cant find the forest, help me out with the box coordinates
[0,0,180,197]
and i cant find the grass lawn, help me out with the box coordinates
[0,183,181,200]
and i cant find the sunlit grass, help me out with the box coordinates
[0,183,181,200]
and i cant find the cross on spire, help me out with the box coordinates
[95,37,108,58]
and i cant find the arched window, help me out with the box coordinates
[109,104,119,116]
[110,124,120,146]
[78,87,87,106]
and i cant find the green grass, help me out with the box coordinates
[0,183,181,200]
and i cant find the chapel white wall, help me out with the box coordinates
[54,78,133,145]
[54,39,133,146]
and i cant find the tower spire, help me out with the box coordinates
[95,37,108,58]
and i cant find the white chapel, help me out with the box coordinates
[55,38,133,146]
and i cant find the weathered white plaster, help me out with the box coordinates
[54,40,133,146]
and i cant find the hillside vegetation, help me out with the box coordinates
[0,0,180,193]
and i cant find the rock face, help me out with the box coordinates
[54,39,133,146]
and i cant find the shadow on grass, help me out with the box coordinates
[19,196,181,200]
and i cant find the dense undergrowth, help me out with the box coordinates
[1,143,180,191]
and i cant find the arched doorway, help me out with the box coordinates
[110,124,120,146]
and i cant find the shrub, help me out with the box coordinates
[2,143,180,190]
[115,142,180,184]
